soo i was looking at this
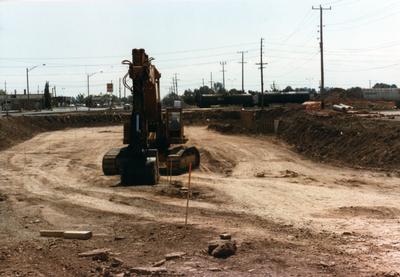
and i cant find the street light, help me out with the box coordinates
[26,64,46,107]
[86,71,103,109]
[87,71,103,97]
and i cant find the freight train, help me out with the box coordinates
[195,92,311,108]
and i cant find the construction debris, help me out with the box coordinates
[208,238,237,259]
[40,230,92,240]
[165,251,186,260]
[302,101,322,111]
[63,231,92,240]
[78,248,110,262]
[39,230,64,238]
[111,257,124,267]
[129,267,168,275]
[78,248,111,258]
[219,233,232,240]
[255,171,266,178]
[333,103,354,112]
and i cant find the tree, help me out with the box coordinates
[85,95,93,107]
[161,93,181,107]
[44,81,52,109]
[213,82,226,94]
[228,88,243,95]
[0,89,5,95]
[270,82,279,92]
[282,86,294,93]
[373,83,398,89]
[346,87,363,98]
[181,89,196,106]
[75,93,85,104]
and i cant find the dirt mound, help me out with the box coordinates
[0,112,129,151]
[207,123,235,133]
[199,148,237,176]
[0,193,7,202]
[183,109,241,125]
[278,111,400,170]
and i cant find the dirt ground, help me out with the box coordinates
[1,125,400,276]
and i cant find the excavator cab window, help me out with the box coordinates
[168,112,181,131]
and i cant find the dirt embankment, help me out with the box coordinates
[208,107,400,171]
[278,111,400,170]
[0,112,130,151]
[0,109,240,152]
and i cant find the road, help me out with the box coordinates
[1,126,399,275]
[0,106,121,117]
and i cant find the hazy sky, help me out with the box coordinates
[1,0,400,97]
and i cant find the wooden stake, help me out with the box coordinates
[169,159,172,184]
[184,163,192,228]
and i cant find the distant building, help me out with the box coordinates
[1,93,74,111]
[3,93,45,110]
[362,88,400,101]
[53,96,72,107]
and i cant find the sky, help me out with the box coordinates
[0,0,400,98]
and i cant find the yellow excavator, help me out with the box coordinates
[102,49,200,185]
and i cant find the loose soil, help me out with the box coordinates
[1,123,400,276]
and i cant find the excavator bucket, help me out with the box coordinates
[162,146,200,175]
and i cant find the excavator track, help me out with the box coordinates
[102,147,160,185]
[102,147,122,176]
[104,146,200,177]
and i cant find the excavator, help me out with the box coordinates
[102,49,200,185]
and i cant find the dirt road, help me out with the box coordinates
[1,126,400,276]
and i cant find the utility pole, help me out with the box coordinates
[238,51,248,93]
[171,78,176,94]
[220,61,227,90]
[4,81,8,116]
[313,5,331,94]
[210,72,213,90]
[174,73,179,95]
[202,78,205,87]
[256,38,267,109]
[26,68,29,101]
[26,64,46,106]
[119,77,122,99]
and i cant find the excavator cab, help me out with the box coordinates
[165,101,187,145]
